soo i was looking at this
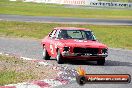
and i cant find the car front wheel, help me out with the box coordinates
[97,58,105,65]
[56,50,63,64]
[43,46,50,60]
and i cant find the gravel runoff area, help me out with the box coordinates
[0,50,78,88]
[0,54,58,82]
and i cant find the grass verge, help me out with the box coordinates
[0,0,132,19]
[0,54,58,85]
[0,21,132,49]
[0,71,32,86]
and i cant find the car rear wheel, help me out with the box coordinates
[56,50,63,64]
[97,58,105,65]
[43,46,50,60]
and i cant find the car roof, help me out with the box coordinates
[54,27,90,31]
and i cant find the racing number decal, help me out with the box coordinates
[50,44,54,54]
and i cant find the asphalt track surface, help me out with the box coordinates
[0,14,132,25]
[0,37,132,88]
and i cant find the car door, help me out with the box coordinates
[45,29,57,56]
[50,30,61,58]
[48,29,58,57]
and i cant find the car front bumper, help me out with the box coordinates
[62,51,108,58]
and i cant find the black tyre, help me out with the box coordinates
[97,58,105,65]
[76,75,86,85]
[56,50,63,64]
[43,46,50,60]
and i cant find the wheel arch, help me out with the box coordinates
[56,47,59,52]
[42,44,45,48]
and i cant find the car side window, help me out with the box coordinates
[55,30,61,39]
[85,31,96,40]
[49,30,57,39]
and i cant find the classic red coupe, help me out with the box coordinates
[41,27,108,65]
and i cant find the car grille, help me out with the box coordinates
[73,47,99,54]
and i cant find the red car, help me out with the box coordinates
[41,27,108,65]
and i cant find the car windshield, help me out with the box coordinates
[57,30,96,40]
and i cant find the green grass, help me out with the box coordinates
[0,71,20,85]
[0,0,132,19]
[0,21,132,49]
[0,55,34,86]
[0,71,33,86]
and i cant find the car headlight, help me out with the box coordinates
[63,46,70,51]
[102,48,108,54]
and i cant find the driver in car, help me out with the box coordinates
[58,30,71,39]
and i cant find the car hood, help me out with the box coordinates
[59,39,107,48]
